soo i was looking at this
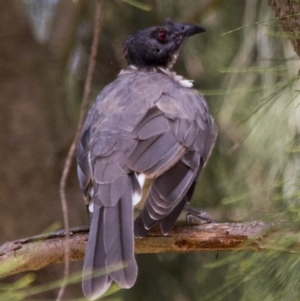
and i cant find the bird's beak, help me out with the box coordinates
[177,23,206,38]
[164,18,206,38]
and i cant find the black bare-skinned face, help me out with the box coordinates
[124,18,205,69]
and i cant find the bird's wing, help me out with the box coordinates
[128,85,217,237]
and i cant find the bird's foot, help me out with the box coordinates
[184,205,214,226]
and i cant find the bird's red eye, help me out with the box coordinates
[158,30,167,42]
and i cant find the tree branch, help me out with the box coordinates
[268,0,300,57]
[0,221,294,278]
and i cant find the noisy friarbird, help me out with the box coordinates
[76,18,217,300]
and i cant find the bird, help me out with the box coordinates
[76,18,217,300]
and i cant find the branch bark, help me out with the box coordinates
[0,221,294,278]
[268,0,300,57]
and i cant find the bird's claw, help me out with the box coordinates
[185,205,214,226]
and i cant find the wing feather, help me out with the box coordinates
[132,100,216,237]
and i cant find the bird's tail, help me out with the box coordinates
[82,182,138,300]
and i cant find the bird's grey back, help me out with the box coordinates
[82,69,210,138]
[77,68,216,206]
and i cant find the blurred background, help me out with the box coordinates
[1,0,300,300]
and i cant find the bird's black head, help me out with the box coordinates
[124,18,205,70]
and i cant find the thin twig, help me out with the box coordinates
[56,1,103,300]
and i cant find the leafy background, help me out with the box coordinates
[0,0,299,300]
